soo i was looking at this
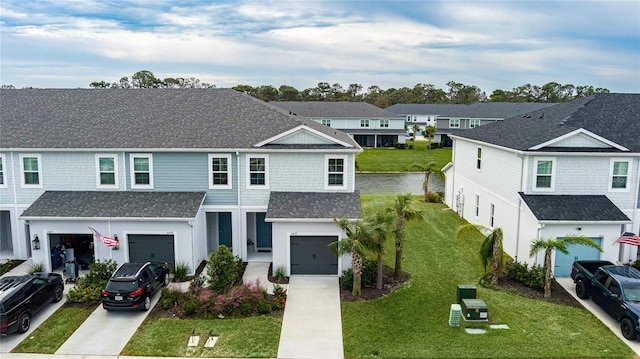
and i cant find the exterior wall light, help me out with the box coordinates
[32,235,40,250]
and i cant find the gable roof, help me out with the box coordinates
[272,101,400,119]
[20,191,206,219]
[266,191,362,221]
[386,102,556,118]
[519,193,630,222]
[0,89,358,150]
[456,93,640,152]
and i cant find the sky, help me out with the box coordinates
[1,0,639,94]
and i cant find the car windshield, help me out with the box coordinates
[105,280,138,292]
[623,285,640,302]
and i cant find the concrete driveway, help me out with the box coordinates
[556,277,640,356]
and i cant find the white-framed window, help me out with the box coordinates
[380,119,389,128]
[406,115,411,122]
[321,119,331,127]
[475,195,480,217]
[533,157,555,191]
[325,155,347,190]
[95,154,118,188]
[19,154,42,188]
[360,119,370,128]
[129,154,154,189]
[246,155,268,189]
[413,116,418,122]
[470,119,481,128]
[609,159,631,191]
[449,119,460,128]
[0,154,5,188]
[490,203,495,227]
[209,154,232,189]
[476,147,482,170]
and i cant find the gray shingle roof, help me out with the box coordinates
[0,89,358,150]
[457,94,640,152]
[386,102,556,118]
[266,191,362,220]
[20,191,206,219]
[519,193,630,222]
[272,101,401,118]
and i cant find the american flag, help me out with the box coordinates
[89,227,119,248]
[616,232,640,246]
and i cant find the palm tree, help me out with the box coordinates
[530,236,602,298]
[423,125,436,149]
[410,162,445,201]
[456,224,506,285]
[368,209,396,289]
[411,124,421,147]
[390,193,423,277]
[331,216,379,296]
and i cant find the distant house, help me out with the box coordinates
[387,102,557,146]
[443,93,640,276]
[0,89,363,276]
[272,101,405,148]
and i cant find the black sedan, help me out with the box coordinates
[0,272,65,335]
[101,262,170,311]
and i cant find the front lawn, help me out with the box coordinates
[356,141,451,172]
[342,195,634,358]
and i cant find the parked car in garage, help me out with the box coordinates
[101,262,170,311]
[0,272,65,335]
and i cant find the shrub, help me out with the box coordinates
[273,266,286,282]
[423,191,442,203]
[173,261,190,282]
[271,284,287,311]
[207,245,243,293]
[394,143,407,149]
[505,262,546,290]
[214,282,263,316]
[340,268,354,290]
[66,259,117,303]
[27,262,45,274]
[340,260,377,290]
[0,260,15,276]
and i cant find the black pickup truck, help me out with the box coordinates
[571,260,640,340]
[0,272,64,335]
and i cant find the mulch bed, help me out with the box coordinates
[340,266,410,302]
[267,262,289,285]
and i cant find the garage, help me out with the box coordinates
[290,236,338,275]
[554,237,603,276]
[128,234,175,265]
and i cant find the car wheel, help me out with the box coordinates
[576,280,589,299]
[163,273,170,286]
[621,318,636,340]
[53,284,64,302]
[17,313,31,333]
[141,295,151,311]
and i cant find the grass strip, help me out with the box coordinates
[356,141,451,172]
[12,307,93,353]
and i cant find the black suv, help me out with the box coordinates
[101,262,169,311]
[0,273,64,335]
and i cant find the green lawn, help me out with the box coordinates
[12,307,93,353]
[356,141,452,172]
[342,195,634,359]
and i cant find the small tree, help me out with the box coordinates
[530,236,602,297]
[423,125,436,149]
[411,124,421,147]
[368,209,396,289]
[410,162,445,201]
[207,245,243,293]
[456,224,506,285]
[390,193,423,277]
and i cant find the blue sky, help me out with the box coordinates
[1,0,639,93]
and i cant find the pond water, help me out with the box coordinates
[355,173,445,195]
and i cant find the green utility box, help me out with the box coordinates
[461,298,488,322]
[456,284,477,304]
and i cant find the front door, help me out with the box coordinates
[218,212,232,248]
[256,213,272,249]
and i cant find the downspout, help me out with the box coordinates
[515,153,525,262]
[236,151,242,260]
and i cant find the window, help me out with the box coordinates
[325,155,347,190]
[209,154,232,189]
[475,195,480,217]
[360,119,370,128]
[247,155,268,188]
[96,154,118,188]
[470,119,481,128]
[534,158,555,191]
[380,119,389,128]
[406,115,411,122]
[20,154,42,188]
[449,119,460,128]
[490,203,495,227]
[476,148,482,170]
[321,119,331,127]
[0,154,5,188]
[610,159,631,190]
[129,154,153,189]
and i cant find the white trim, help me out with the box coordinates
[129,153,154,189]
[246,154,269,189]
[528,128,629,151]
[208,154,233,190]
[0,153,6,188]
[324,154,348,190]
[252,125,354,148]
[19,154,43,188]
[608,158,632,192]
[95,154,119,189]
[532,157,556,192]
